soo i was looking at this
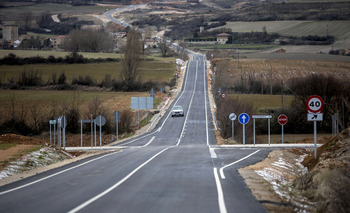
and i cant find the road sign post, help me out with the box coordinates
[114,111,121,141]
[306,95,324,159]
[49,120,56,145]
[95,115,106,148]
[278,114,288,144]
[252,115,272,145]
[91,114,93,148]
[238,113,250,145]
[229,113,237,140]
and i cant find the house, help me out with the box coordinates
[144,38,157,48]
[216,33,229,44]
[53,35,68,50]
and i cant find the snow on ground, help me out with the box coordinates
[255,153,314,212]
[0,146,68,179]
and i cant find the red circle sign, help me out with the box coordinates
[221,93,226,98]
[278,114,288,125]
[306,95,324,113]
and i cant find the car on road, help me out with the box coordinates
[171,106,184,117]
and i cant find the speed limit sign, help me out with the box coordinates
[306,95,324,113]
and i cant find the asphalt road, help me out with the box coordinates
[0,54,270,213]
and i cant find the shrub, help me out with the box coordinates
[72,75,95,86]
[58,72,67,85]
[119,109,133,134]
[18,69,43,87]
[216,96,255,143]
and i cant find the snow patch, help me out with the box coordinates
[0,146,68,179]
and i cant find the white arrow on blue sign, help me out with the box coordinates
[238,113,250,124]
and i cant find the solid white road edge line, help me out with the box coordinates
[0,152,118,195]
[68,146,173,213]
[142,136,155,147]
[219,150,260,179]
[214,168,228,213]
[210,148,217,159]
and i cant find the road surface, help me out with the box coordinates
[0,54,270,213]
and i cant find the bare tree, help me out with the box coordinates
[22,12,33,31]
[158,36,171,57]
[120,28,142,88]
[82,29,114,52]
[140,29,152,55]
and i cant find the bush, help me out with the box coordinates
[58,72,67,85]
[18,69,43,87]
[0,119,33,135]
[72,75,95,86]
[119,109,133,134]
[216,96,255,143]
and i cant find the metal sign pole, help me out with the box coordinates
[231,120,234,139]
[94,121,96,147]
[268,118,271,145]
[54,123,56,145]
[116,119,119,141]
[63,126,65,149]
[91,114,93,148]
[100,119,102,148]
[232,120,234,140]
[58,119,61,148]
[253,118,255,145]
[282,125,284,144]
[81,120,83,147]
[314,121,317,159]
[50,123,52,144]
[243,124,245,145]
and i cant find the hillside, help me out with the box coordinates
[239,128,350,212]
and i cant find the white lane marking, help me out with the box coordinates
[119,131,157,146]
[158,61,190,132]
[213,168,228,213]
[204,59,209,147]
[219,150,260,179]
[142,136,155,147]
[210,148,217,159]
[176,61,198,147]
[68,146,172,213]
[0,152,119,195]
[146,114,160,131]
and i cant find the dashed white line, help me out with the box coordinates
[68,146,173,213]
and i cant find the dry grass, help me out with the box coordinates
[0,90,149,124]
[219,58,350,86]
[229,94,294,111]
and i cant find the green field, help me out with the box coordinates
[212,21,350,40]
[230,94,294,112]
[0,3,115,16]
[0,50,122,59]
[0,51,176,83]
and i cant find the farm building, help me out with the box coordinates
[217,33,229,44]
